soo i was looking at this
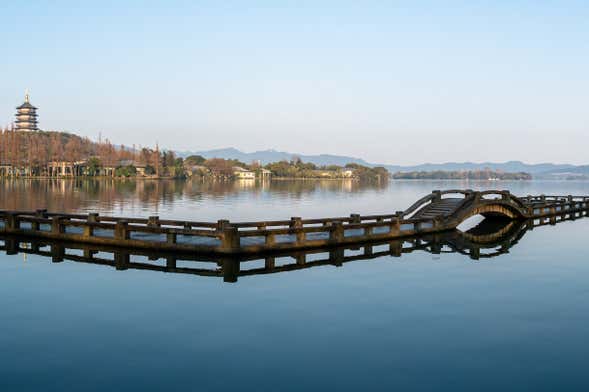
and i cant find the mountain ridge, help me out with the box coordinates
[176,148,588,178]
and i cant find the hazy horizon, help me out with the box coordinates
[2,1,587,165]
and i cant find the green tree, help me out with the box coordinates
[184,155,206,166]
[86,157,101,176]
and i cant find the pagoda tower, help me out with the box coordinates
[15,91,38,131]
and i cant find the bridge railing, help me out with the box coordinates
[0,209,446,254]
[4,211,585,283]
[0,192,588,254]
[401,189,474,218]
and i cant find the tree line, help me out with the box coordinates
[392,169,532,180]
[0,128,390,180]
[0,128,182,177]
[184,155,390,181]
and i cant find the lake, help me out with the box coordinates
[1,179,589,391]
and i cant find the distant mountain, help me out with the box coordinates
[176,148,586,177]
[176,148,373,167]
[388,161,578,175]
[536,165,589,179]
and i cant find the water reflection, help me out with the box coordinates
[2,215,579,283]
[0,178,387,214]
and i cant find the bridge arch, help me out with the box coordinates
[449,199,527,229]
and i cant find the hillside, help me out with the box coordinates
[177,148,584,177]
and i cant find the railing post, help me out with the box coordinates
[217,219,229,230]
[167,232,177,244]
[527,206,534,217]
[502,190,511,201]
[115,220,129,240]
[51,216,63,234]
[330,221,344,243]
[390,214,401,236]
[220,225,239,253]
[5,213,18,231]
[350,214,361,224]
[290,217,302,228]
[290,217,304,244]
[84,213,98,237]
[432,190,442,202]
[148,215,160,227]
[265,232,275,246]
[30,210,43,231]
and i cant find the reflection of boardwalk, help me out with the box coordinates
[0,214,582,283]
[0,189,588,255]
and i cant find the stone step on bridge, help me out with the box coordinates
[0,190,587,255]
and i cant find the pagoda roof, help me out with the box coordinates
[16,101,37,110]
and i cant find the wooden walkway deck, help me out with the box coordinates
[0,213,580,283]
[0,190,587,255]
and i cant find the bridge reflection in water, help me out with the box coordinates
[1,214,584,283]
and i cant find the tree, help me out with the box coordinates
[204,158,235,177]
[115,165,137,177]
[87,157,101,176]
[184,155,206,166]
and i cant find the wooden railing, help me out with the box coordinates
[0,190,588,255]
[1,211,583,283]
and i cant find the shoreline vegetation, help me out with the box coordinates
[0,129,533,181]
[392,169,532,180]
[0,129,389,181]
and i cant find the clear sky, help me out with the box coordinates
[1,1,587,165]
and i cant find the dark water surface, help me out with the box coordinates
[1,179,589,391]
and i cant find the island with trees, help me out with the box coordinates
[392,169,532,180]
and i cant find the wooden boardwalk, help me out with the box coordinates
[0,214,578,283]
[0,189,587,255]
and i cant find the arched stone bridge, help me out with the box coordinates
[402,189,537,227]
[0,189,587,255]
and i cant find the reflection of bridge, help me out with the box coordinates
[0,213,582,283]
[0,189,587,255]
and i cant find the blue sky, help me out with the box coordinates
[1,1,588,164]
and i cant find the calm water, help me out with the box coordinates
[1,179,589,391]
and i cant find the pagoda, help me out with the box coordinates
[15,91,38,131]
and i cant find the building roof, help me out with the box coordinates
[16,92,37,110]
[16,101,37,110]
[233,166,253,172]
